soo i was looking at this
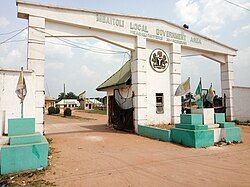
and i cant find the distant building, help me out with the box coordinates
[84,98,94,110]
[77,91,104,110]
[78,91,86,109]
[233,86,250,122]
[45,96,56,109]
[89,98,104,108]
[56,99,80,109]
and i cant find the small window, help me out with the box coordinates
[156,93,164,114]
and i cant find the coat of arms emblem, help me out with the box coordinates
[149,49,169,73]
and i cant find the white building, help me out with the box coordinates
[83,99,94,110]
[89,98,104,108]
[45,96,56,109]
[233,86,250,122]
[56,99,80,109]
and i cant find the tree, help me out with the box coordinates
[57,92,65,101]
[65,92,77,99]
[57,91,77,101]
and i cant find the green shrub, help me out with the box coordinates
[232,119,239,124]
[64,108,72,116]
[55,107,60,114]
[48,107,55,115]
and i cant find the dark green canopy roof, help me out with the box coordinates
[96,60,131,91]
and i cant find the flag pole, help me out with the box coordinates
[189,77,191,112]
[21,67,24,118]
[211,83,214,108]
[21,100,23,118]
[200,77,203,109]
[189,93,191,112]
[16,66,26,118]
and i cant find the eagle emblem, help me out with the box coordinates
[150,49,169,73]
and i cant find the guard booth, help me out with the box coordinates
[97,60,134,131]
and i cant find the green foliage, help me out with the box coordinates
[55,107,60,114]
[83,109,107,115]
[57,92,65,101]
[57,92,78,101]
[64,108,72,116]
[65,92,77,99]
[232,119,239,124]
[48,107,56,115]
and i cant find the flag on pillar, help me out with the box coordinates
[175,77,190,96]
[15,67,27,102]
[206,83,215,104]
[194,78,203,108]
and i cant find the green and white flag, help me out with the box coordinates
[206,83,215,104]
[195,78,203,108]
[175,77,190,96]
[15,67,27,102]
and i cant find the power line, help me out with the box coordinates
[0,26,130,56]
[52,38,129,55]
[31,27,130,56]
[58,37,130,55]
[46,82,51,96]
[223,0,250,11]
[46,40,128,55]
[0,28,25,36]
[46,35,126,53]
[0,27,27,45]
[1,39,27,44]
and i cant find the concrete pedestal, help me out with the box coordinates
[171,114,214,148]
[139,113,241,148]
[192,108,215,125]
[0,118,48,174]
[171,113,242,147]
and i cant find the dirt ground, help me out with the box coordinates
[4,111,250,186]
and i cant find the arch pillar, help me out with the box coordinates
[170,44,182,124]
[221,55,234,121]
[131,36,147,133]
[27,16,45,133]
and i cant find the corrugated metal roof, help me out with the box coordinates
[89,98,103,105]
[57,99,79,105]
[45,96,56,101]
[96,60,131,91]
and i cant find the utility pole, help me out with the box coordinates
[63,83,66,107]
[63,83,66,99]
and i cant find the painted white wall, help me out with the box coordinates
[0,110,5,136]
[17,1,237,56]
[233,86,250,122]
[146,41,171,125]
[0,69,38,134]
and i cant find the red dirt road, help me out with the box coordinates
[44,111,250,187]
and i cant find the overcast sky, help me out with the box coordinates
[0,0,249,98]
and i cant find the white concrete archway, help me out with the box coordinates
[16,0,237,133]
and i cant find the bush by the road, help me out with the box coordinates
[48,107,55,115]
[55,107,60,114]
[64,108,72,116]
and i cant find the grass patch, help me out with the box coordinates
[49,113,97,121]
[64,115,96,121]
[149,123,174,130]
[80,109,107,115]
